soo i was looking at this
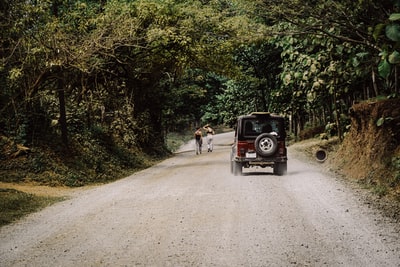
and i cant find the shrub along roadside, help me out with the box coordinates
[0,131,167,187]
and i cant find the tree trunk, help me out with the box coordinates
[292,113,298,139]
[395,65,398,96]
[371,69,379,97]
[332,88,342,142]
[58,76,68,147]
[259,83,268,111]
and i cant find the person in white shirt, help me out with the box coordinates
[203,124,215,152]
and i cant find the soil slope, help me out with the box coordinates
[331,98,400,199]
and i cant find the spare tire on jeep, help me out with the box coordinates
[255,133,278,157]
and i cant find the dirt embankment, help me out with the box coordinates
[289,99,400,222]
[331,99,400,199]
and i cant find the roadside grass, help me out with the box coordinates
[0,188,64,227]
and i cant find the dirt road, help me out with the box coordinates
[1,132,399,266]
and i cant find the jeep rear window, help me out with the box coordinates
[242,118,284,138]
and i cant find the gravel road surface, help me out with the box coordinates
[1,132,399,266]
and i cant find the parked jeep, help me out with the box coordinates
[230,112,288,176]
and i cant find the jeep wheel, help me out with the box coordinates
[274,162,287,176]
[255,133,278,157]
[233,161,242,176]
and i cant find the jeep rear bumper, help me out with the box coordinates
[234,156,287,167]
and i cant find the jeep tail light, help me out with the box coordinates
[237,141,248,157]
[278,141,286,156]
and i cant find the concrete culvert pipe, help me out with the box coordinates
[315,149,327,163]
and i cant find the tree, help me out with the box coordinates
[246,0,400,139]
[1,0,266,150]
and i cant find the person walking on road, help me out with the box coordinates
[203,124,215,152]
[194,127,203,155]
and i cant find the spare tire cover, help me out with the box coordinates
[255,133,278,157]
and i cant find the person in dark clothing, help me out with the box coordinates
[194,127,203,155]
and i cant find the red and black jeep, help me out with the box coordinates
[230,112,288,176]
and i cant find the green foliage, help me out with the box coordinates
[389,50,400,64]
[386,23,400,42]
[376,116,394,127]
[372,9,400,80]
[378,59,392,79]
[213,80,260,126]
